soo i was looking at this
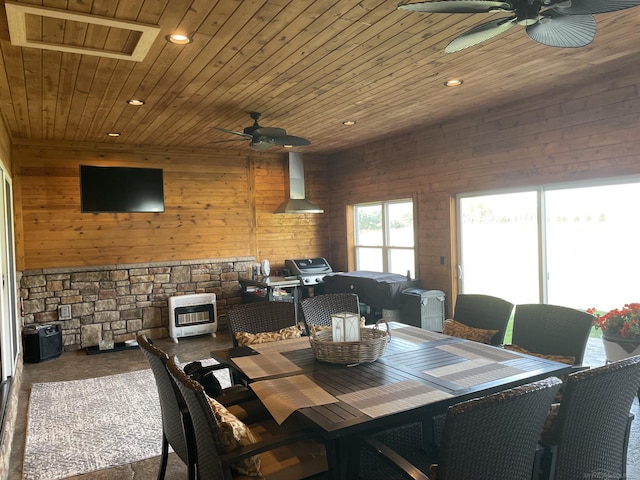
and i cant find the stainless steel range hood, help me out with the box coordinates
[274,152,324,214]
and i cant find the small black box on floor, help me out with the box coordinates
[22,324,63,363]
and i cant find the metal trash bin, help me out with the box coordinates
[399,289,446,331]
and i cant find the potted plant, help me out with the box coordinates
[588,303,640,362]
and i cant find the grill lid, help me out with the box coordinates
[285,258,332,275]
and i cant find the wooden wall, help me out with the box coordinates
[326,64,640,309]
[13,141,330,271]
[0,117,11,175]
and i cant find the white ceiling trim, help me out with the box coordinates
[5,1,160,62]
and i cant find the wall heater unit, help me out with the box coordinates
[168,293,217,343]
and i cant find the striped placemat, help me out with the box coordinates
[336,380,452,418]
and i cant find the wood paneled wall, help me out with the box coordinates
[0,116,11,175]
[13,141,329,271]
[326,65,640,309]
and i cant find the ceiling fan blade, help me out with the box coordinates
[213,127,252,139]
[526,12,596,47]
[445,16,517,53]
[268,135,311,147]
[208,138,248,144]
[252,126,287,137]
[398,0,513,13]
[551,0,640,15]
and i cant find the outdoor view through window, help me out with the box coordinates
[458,181,640,311]
[354,200,415,279]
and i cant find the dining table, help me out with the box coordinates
[212,321,572,480]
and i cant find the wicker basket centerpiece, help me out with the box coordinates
[309,319,390,365]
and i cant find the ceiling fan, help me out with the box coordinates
[398,0,640,53]
[212,112,310,151]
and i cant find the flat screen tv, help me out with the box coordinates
[80,165,165,213]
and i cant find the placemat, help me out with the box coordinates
[424,358,525,388]
[232,352,302,379]
[391,327,447,344]
[250,374,338,424]
[336,380,452,418]
[437,342,523,362]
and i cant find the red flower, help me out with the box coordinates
[591,303,640,337]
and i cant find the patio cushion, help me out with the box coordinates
[442,319,497,344]
[235,325,302,347]
[504,344,575,365]
[207,397,261,476]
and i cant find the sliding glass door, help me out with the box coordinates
[458,179,640,311]
[0,169,17,382]
[458,192,540,305]
[545,183,640,310]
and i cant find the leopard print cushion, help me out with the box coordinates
[504,344,575,365]
[235,325,302,347]
[207,397,261,476]
[541,402,561,444]
[442,319,498,344]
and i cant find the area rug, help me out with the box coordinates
[23,360,229,480]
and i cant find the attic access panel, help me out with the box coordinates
[5,1,160,62]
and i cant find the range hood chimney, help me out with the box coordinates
[274,152,324,214]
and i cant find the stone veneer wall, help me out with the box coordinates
[19,257,254,350]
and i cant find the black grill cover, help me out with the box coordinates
[323,271,421,310]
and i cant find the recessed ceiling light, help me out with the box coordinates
[445,79,464,87]
[127,99,144,106]
[342,120,356,126]
[107,132,120,137]
[166,33,192,45]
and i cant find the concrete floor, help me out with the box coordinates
[8,334,640,479]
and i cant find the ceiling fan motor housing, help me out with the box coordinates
[517,0,542,25]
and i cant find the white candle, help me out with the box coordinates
[331,316,344,342]
[331,312,360,342]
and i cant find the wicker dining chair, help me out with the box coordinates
[138,334,197,480]
[451,293,514,345]
[538,355,640,480]
[165,355,328,480]
[359,377,562,480]
[226,302,297,347]
[300,293,360,332]
[139,335,264,479]
[510,303,595,365]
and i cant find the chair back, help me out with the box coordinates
[227,302,296,347]
[512,303,594,364]
[300,293,360,331]
[437,377,562,480]
[551,355,640,480]
[137,334,193,465]
[167,355,228,480]
[452,294,514,345]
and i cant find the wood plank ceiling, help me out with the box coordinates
[0,0,639,154]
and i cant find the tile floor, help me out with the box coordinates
[8,334,640,479]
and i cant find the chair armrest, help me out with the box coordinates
[216,385,256,406]
[568,364,590,373]
[219,429,314,465]
[358,434,431,480]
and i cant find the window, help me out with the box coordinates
[354,199,415,277]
